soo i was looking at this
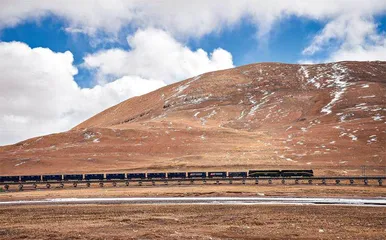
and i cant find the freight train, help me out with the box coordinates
[0,170,313,183]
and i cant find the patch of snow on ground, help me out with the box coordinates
[238,110,246,120]
[367,135,377,144]
[176,84,189,95]
[83,132,95,140]
[193,75,202,81]
[339,132,347,137]
[355,103,368,110]
[371,107,382,112]
[299,66,309,78]
[172,74,202,98]
[359,95,375,99]
[248,92,274,116]
[299,65,322,89]
[279,155,297,162]
[93,138,100,143]
[190,95,211,104]
[15,161,26,167]
[248,95,257,105]
[321,63,350,114]
[285,126,293,131]
[177,94,187,99]
[348,134,357,141]
[361,84,369,88]
[373,114,384,121]
[200,110,217,126]
[340,113,354,122]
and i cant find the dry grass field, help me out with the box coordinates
[0,204,386,239]
[1,183,386,201]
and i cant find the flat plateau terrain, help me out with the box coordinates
[0,203,385,239]
[1,184,386,201]
[2,184,385,239]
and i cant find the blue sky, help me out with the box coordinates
[0,15,327,87]
[1,13,385,88]
[0,16,121,87]
[1,0,386,145]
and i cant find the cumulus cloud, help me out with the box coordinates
[1,1,385,38]
[329,41,386,62]
[0,41,165,145]
[1,1,386,63]
[0,30,234,145]
[301,13,386,62]
[83,28,233,84]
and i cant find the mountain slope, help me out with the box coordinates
[1,61,385,175]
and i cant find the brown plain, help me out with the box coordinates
[0,204,385,239]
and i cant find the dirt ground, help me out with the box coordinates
[1,183,386,239]
[0,204,385,239]
[1,184,386,201]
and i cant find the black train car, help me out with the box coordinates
[167,172,186,179]
[64,174,83,181]
[0,176,19,182]
[248,170,281,178]
[106,173,125,180]
[280,170,313,177]
[20,175,41,182]
[147,173,166,179]
[85,174,104,181]
[188,172,206,178]
[228,172,247,178]
[42,175,62,181]
[127,173,146,179]
[208,172,227,178]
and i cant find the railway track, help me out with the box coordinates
[1,176,385,192]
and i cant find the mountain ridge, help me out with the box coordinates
[1,61,385,175]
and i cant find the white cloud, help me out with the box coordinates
[0,30,234,145]
[1,1,386,63]
[0,41,165,145]
[300,14,386,62]
[329,41,386,62]
[83,28,233,84]
[1,1,385,38]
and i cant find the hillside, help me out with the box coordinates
[0,61,385,175]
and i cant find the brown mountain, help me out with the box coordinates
[1,61,385,176]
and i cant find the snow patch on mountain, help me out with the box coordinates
[321,63,350,115]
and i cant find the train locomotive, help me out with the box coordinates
[0,170,313,183]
